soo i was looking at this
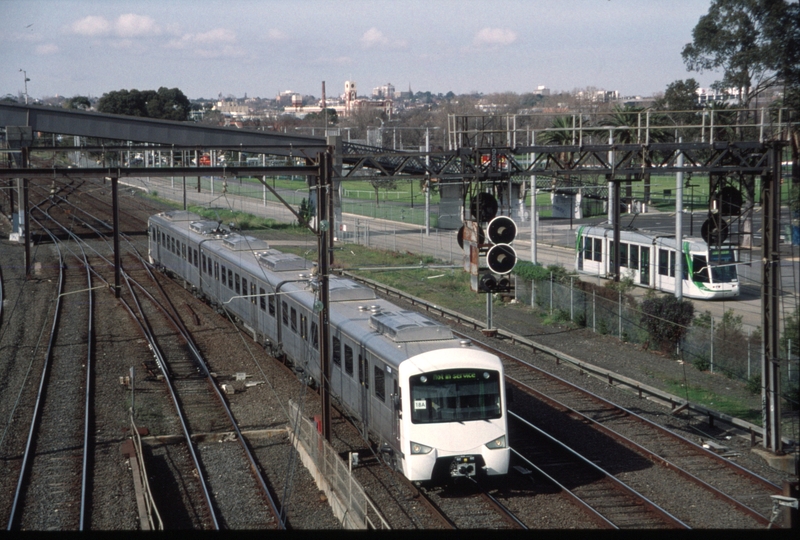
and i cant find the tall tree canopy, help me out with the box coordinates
[682,0,797,107]
[96,87,191,121]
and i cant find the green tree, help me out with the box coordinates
[303,108,339,125]
[96,87,190,120]
[682,0,793,107]
[64,96,91,110]
[640,295,695,353]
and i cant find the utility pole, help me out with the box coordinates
[317,149,333,442]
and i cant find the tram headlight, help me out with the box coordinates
[485,436,506,449]
[410,441,433,455]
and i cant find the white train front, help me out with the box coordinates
[148,210,510,482]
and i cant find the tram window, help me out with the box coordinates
[259,287,266,311]
[374,366,386,402]
[290,307,297,333]
[658,249,669,276]
[710,250,737,283]
[593,238,602,262]
[630,245,639,270]
[282,301,289,326]
[311,322,319,350]
[620,243,628,267]
[268,294,275,316]
[332,336,341,366]
[640,247,650,285]
[692,255,710,283]
[344,345,354,376]
[583,237,593,260]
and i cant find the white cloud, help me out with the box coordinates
[267,29,288,41]
[360,27,407,49]
[473,27,517,47]
[115,14,161,38]
[69,16,112,37]
[168,28,237,49]
[35,43,59,55]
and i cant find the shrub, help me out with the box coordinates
[640,295,695,353]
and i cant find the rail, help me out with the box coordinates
[338,270,792,447]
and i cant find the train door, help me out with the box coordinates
[391,373,401,448]
[358,348,369,437]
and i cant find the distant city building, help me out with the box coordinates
[372,83,395,99]
[536,85,550,96]
[696,87,742,105]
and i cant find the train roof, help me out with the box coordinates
[152,212,470,369]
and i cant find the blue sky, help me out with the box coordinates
[1,0,721,101]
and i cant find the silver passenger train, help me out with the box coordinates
[148,210,510,482]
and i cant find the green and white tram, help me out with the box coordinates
[575,225,739,299]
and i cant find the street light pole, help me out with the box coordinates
[19,69,29,104]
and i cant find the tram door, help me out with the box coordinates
[640,247,650,285]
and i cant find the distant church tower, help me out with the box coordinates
[344,80,357,116]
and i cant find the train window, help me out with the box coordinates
[193,249,198,268]
[282,301,289,326]
[214,261,219,281]
[259,287,266,311]
[268,294,275,317]
[201,253,206,273]
[182,242,186,260]
[228,269,233,289]
[221,265,227,286]
[171,237,175,254]
[251,283,257,305]
[410,369,502,424]
[344,345,354,376]
[593,238,602,262]
[311,322,319,350]
[374,366,385,402]
[241,276,246,296]
[235,274,241,294]
[290,307,297,333]
[161,232,165,247]
[332,336,341,366]
[300,314,307,339]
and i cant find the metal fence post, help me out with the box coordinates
[710,317,714,374]
[570,277,574,321]
[747,329,751,379]
[592,289,596,333]
[618,290,622,339]
[549,272,553,314]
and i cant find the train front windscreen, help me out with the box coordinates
[409,369,502,424]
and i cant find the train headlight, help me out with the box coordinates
[410,441,433,455]
[485,436,506,449]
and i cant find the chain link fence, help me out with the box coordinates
[513,274,799,410]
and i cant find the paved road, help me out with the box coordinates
[125,176,799,331]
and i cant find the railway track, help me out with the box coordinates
[6,212,94,530]
[459,334,783,528]
[18,185,285,529]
